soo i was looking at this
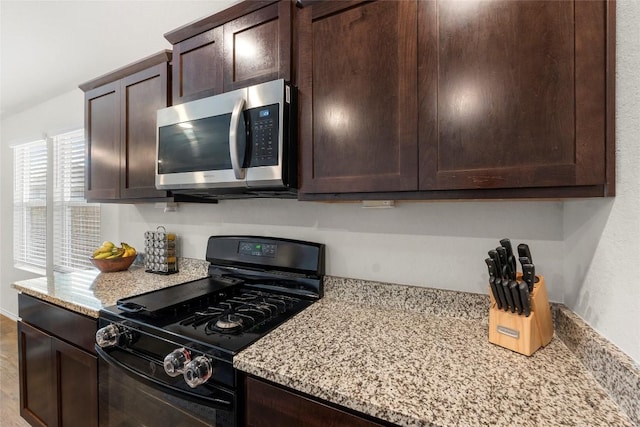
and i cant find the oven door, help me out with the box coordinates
[96,346,237,427]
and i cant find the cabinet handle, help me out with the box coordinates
[229,97,246,180]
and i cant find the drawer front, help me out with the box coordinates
[19,293,97,354]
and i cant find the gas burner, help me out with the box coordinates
[210,314,244,334]
[180,308,224,327]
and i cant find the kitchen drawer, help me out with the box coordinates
[19,293,97,354]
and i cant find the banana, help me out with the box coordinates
[121,242,137,258]
[92,241,136,259]
[93,246,112,257]
[93,251,112,259]
[106,248,125,259]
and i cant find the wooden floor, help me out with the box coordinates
[1,315,31,427]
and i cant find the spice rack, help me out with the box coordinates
[144,226,178,274]
[488,274,554,356]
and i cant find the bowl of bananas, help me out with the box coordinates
[91,241,137,273]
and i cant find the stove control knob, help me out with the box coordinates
[163,348,191,377]
[183,356,213,388]
[96,324,122,348]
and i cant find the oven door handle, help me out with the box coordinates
[95,345,234,410]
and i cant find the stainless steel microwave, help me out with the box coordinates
[156,79,296,198]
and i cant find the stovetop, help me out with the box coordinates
[98,235,324,371]
[101,276,314,356]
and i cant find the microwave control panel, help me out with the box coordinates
[248,104,279,167]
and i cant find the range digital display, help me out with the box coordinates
[238,241,277,258]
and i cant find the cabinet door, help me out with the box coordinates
[52,338,98,427]
[85,82,120,201]
[120,63,170,199]
[172,27,224,104]
[18,321,56,427]
[299,0,418,194]
[245,376,385,427]
[223,1,291,92]
[419,0,608,191]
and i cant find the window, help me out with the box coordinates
[52,130,101,272]
[13,140,48,271]
[13,130,101,273]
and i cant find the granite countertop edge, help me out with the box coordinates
[11,258,211,318]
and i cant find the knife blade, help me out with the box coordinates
[517,243,533,265]
[522,263,536,292]
[509,280,522,315]
[485,258,503,310]
[489,250,509,311]
[500,238,517,280]
[518,281,531,316]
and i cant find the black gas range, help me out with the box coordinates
[95,236,325,427]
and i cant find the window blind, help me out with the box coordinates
[13,140,48,271]
[53,129,101,272]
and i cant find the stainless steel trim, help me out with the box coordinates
[246,80,286,188]
[156,79,289,191]
[497,325,520,339]
[229,97,246,180]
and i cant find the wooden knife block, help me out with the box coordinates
[488,274,554,356]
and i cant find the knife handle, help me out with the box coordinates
[496,247,508,272]
[489,250,502,278]
[518,256,531,271]
[509,280,522,315]
[518,281,531,317]
[485,258,502,310]
[523,264,536,292]
[489,277,502,310]
[494,278,508,311]
[517,243,533,265]
[500,239,517,278]
[496,246,514,281]
[502,278,515,313]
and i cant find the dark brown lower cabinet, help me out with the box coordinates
[244,376,387,427]
[18,294,98,427]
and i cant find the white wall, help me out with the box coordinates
[563,0,640,363]
[0,90,85,318]
[104,200,564,293]
[1,1,638,363]
[0,0,236,317]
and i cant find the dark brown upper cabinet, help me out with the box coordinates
[299,0,615,200]
[298,0,419,194]
[418,0,613,194]
[80,51,171,202]
[165,0,293,105]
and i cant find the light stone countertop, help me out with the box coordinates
[11,258,209,318]
[234,277,637,427]
[12,268,637,426]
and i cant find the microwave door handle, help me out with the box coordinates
[229,97,247,180]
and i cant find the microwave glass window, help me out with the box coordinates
[158,114,233,174]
